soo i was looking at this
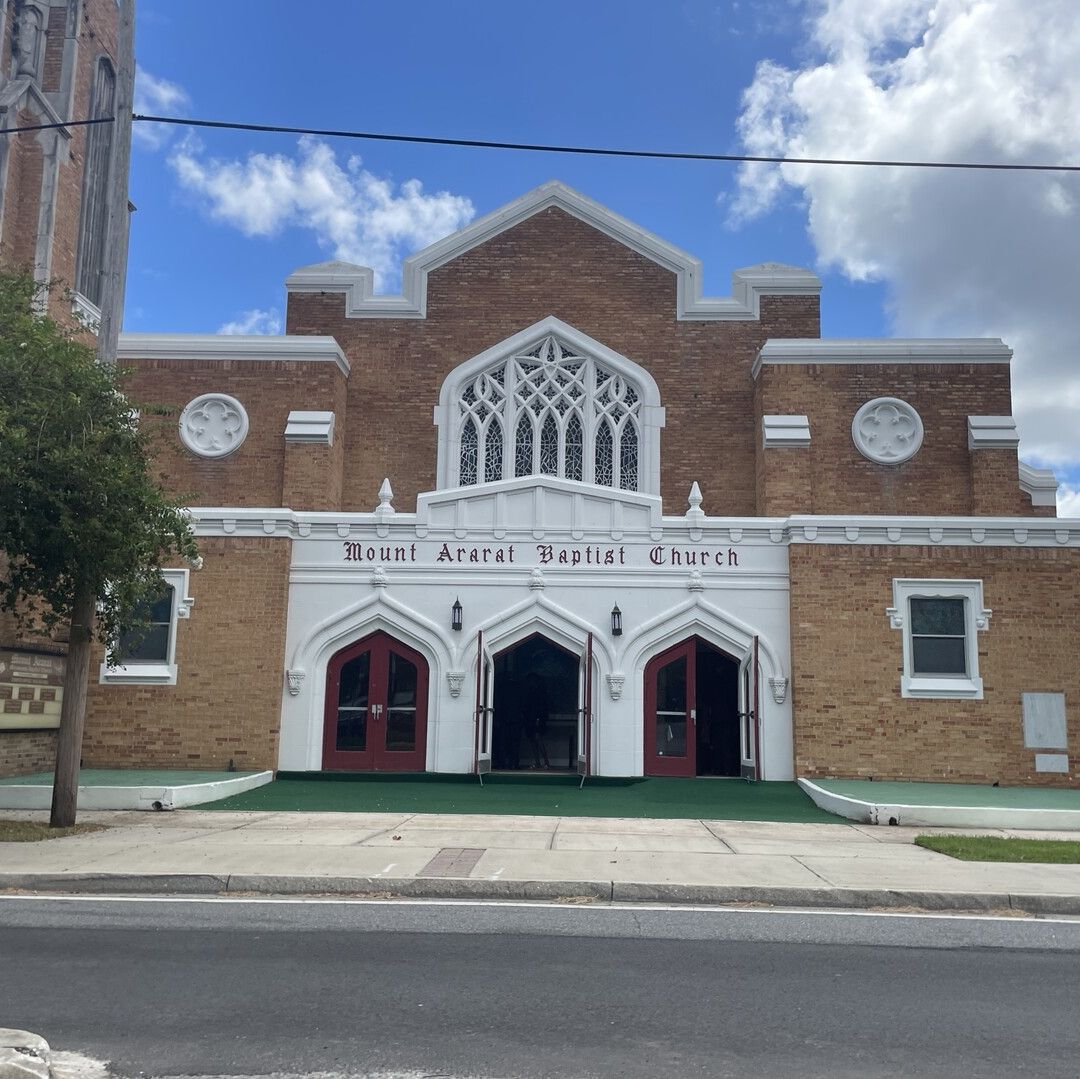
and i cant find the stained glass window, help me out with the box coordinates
[619,424,638,491]
[460,418,478,485]
[455,333,644,491]
[485,421,503,482]
[515,415,533,476]
[595,421,613,487]
[565,414,583,482]
[539,413,559,475]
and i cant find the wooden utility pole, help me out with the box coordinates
[49,583,95,828]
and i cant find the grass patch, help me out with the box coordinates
[916,834,1080,863]
[0,820,106,842]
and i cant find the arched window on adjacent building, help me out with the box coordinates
[449,329,658,492]
[75,57,117,309]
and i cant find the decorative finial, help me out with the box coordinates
[686,482,705,521]
[376,478,395,516]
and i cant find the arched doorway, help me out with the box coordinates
[491,634,580,772]
[322,631,429,771]
[644,637,740,777]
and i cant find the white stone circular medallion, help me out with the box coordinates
[179,393,249,459]
[851,397,924,464]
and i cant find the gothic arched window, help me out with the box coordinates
[454,334,645,491]
[75,58,117,308]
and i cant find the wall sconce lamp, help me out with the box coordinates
[611,604,623,637]
[451,597,463,632]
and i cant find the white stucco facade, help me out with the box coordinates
[268,476,794,779]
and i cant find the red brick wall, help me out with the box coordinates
[756,363,1027,517]
[790,544,1079,786]
[287,208,821,516]
[82,538,291,771]
[122,359,347,508]
[0,730,56,779]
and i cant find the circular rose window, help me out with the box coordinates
[851,397,923,464]
[178,393,249,459]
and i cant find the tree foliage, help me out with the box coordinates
[0,272,197,656]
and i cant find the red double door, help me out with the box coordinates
[644,637,747,778]
[323,632,428,771]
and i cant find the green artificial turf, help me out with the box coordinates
[915,834,1080,863]
[194,772,845,823]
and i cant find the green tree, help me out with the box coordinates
[0,273,197,827]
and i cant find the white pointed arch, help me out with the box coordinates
[435,317,664,495]
[617,595,786,682]
[283,590,456,771]
[466,590,616,673]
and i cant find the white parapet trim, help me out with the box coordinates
[753,337,1013,379]
[968,415,1021,450]
[285,180,821,322]
[118,334,351,378]
[1019,461,1059,508]
[285,410,336,445]
[762,415,811,448]
[186,499,1080,548]
[799,778,1080,831]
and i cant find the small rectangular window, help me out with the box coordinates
[909,597,967,675]
[116,586,175,664]
[100,569,192,687]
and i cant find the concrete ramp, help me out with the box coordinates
[800,777,1080,831]
[0,769,273,811]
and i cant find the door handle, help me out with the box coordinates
[690,708,696,723]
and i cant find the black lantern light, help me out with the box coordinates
[451,597,463,632]
[610,604,623,636]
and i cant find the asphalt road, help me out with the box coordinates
[2,897,1079,1079]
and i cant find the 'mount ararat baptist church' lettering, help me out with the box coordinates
[341,541,740,568]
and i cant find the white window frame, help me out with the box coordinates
[886,579,990,700]
[99,569,194,687]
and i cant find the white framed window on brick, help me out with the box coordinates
[99,569,194,686]
[886,579,991,700]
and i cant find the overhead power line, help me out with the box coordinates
[132,114,1080,173]
[0,116,116,136]
[4,113,1078,173]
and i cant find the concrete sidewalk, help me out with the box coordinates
[3,809,1080,915]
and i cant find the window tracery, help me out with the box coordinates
[456,334,643,490]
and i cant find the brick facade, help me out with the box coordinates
[81,538,290,771]
[1,0,124,776]
[790,544,1079,786]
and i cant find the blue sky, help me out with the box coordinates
[126,0,1079,505]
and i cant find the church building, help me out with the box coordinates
[37,181,1080,787]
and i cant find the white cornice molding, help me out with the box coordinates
[285,180,821,323]
[1019,461,1060,507]
[762,415,811,448]
[117,334,350,377]
[968,415,1020,450]
[187,505,1079,547]
[753,338,1013,380]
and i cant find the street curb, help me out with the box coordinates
[2,872,1080,915]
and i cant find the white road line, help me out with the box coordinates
[0,892,1076,925]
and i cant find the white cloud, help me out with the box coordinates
[133,68,190,149]
[169,136,475,291]
[1057,483,1080,518]
[218,308,282,336]
[730,0,1080,472]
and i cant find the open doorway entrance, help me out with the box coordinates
[644,637,740,777]
[491,634,580,772]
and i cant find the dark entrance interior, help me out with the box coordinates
[694,641,740,777]
[492,634,579,771]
